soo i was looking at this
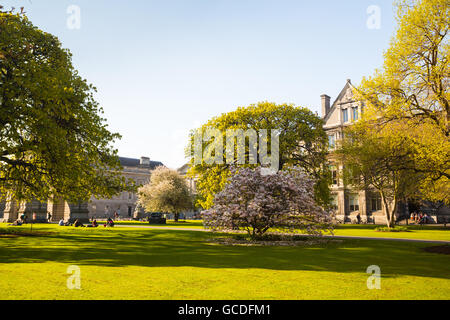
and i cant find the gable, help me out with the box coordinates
[323,80,355,127]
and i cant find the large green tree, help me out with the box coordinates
[0,11,129,202]
[336,122,423,228]
[354,0,449,203]
[186,102,331,209]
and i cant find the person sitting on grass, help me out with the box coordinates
[104,218,115,228]
[59,219,65,226]
[87,220,98,228]
[73,219,85,228]
[10,219,23,226]
[20,213,27,224]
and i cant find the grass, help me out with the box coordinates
[331,224,450,241]
[0,223,449,300]
[97,220,204,228]
[99,220,450,241]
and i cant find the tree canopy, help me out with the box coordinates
[0,12,129,202]
[186,102,331,209]
[203,167,333,239]
[336,122,424,227]
[138,166,193,222]
[353,0,449,204]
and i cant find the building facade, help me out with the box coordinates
[176,163,200,219]
[323,80,449,224]
[88,156,163,219]
[0,156,164,223]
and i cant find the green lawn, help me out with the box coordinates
[99,220,204,228]
[331,224,450,241]
[102,220,450,241]
[0,223,449,300]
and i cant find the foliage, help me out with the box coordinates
[375,226,410,232]
[138,166,193,222]
[1,224,449,299]
[186,102,331,209]
[202,166,333,239]
[354,0,449,203]
[0,12,129,202]
[336,122,424,228]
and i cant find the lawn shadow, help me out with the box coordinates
[0,227,448,280]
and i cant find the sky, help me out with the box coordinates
[2,0,397,169]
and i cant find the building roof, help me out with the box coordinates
[177,163,190,175]
[323,79,355,123]
[119,157,164,169]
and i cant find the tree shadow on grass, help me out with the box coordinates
[0,228,448,280]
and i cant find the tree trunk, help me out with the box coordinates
[381,193,392,228]
[381,193,397,229]
[390,200,397,227]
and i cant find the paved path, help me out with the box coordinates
[115,225,450,244]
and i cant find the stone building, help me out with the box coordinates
[0,156,164,223]
[88,156,164,219]
[177,163,200,219]
[322,79,449,224]
[177,163,197,195]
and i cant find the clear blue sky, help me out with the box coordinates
[3,0,397,169]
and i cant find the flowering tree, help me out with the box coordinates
[138,167,193,222]
[202,167,333,239]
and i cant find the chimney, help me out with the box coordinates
[321,94,331,118]
[140,157,150,166]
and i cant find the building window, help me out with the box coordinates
[330,165,338,185]
[330,194,338,211]
[371,195,382,211]
[349,194,359,212]
[328,134,336,149]
[342,109,349,123]
[352,107,359,121]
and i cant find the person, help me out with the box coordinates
[59,219,65,227]
[20,213,27,224]
[419,213,425,226]
[47,212,52,223]
[74,219,85,228]
[87,220,98,228]
[104,217,115,228]
[12,219,23,226]
[356,213,361,224]
[114,211,119,221]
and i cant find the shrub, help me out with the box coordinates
[202,167,334,239]
[375,226,410,233]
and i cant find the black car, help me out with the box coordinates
[148,212,167,225]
